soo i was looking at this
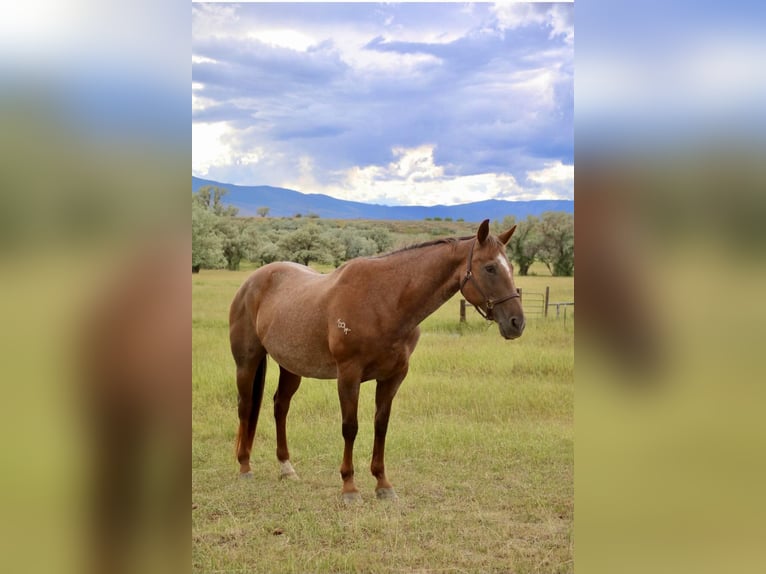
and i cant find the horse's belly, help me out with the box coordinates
[267,346,338,379]
[261,323,337,379]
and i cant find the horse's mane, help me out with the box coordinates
[371,235,474,259]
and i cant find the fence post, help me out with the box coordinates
[460,299,466,322]
[517,287,522,301]
[544,286,550,318]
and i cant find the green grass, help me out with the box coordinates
[193,261,573,573]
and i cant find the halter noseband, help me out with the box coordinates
[459,239,520,321]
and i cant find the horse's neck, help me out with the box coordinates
[387,240,469,330]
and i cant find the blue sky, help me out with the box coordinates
[192,2,573,206]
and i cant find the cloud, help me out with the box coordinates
[192,3,573,205]
[390,145,444,181]
[492,2,574,45]
[526,160,575,200]
[278,145,558,206]
[247,28,316,52]
[192,122,238,176]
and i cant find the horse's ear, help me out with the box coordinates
[498,225,517,245]
[477,219,490,244]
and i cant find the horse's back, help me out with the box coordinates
[230,262,339,378]
[231,262,324,328]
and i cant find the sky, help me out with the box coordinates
[192,2,573,206]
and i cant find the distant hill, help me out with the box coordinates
[192,176,573,221]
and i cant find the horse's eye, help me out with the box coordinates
[485,264,496,274]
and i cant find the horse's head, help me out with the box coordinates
[460,219,526,340]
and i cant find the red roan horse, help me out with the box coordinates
[229,219,525,502]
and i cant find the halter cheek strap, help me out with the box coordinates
[459,239,520,321]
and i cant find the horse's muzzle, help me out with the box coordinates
[499,315,525,340]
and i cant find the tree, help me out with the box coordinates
[192,199,225,269]
[318,229,347,266]
[504,215,543,276]
[250,238,281,266]
[256,206,270,218]
[538,212,574,276]
[367,227,393,253]
[194,185,239,217]
[192,186,247,269]
[336,229,378,264]
[216,219,258,271]
[278,223,332,266]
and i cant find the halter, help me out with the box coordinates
[459,239,520,321]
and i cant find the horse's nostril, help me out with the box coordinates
[511,316,524,331]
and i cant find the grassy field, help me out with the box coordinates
[193,256,573,573]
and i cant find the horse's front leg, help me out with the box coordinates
[371,369,407,500]
[337,371,361,503]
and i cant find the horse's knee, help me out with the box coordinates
[341,420,358,441]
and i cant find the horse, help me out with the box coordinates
[229,219,525,502]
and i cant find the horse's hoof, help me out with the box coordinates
[279,460,298,481]
[375,487,398,501]
[342,491,363,505]
[239,471,253,479]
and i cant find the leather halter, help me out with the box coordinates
[459,239,520,321]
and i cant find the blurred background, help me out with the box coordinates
[576,1,766,572]
[0,2,188,573]
[1,1,764,573]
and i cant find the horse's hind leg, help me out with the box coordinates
[274,366,302,480]
[234,351,267,476]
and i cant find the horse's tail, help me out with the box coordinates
[235,354,268,461]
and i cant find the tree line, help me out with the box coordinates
[192,186,393,271]
[493,213,574,276]
[192,186,573,276]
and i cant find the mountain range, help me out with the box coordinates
[192,176,573,221]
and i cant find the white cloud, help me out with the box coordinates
[247,29,316,52]
[510,68,558,108]
[192,3,573,205]
[492,2,573,45]
[346,49,441,77]
[192,122,234,176]
[492,2,545,29]
[389,145,444,181]
[527,160,573,184]
[192,122,266,176]
[548,4,575,45]
[282,145,540,206]
[191,82,208,112]
[194,136,572,206]
[192,3,241,39]
[191,54,216,64]
[525,160,574,200]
